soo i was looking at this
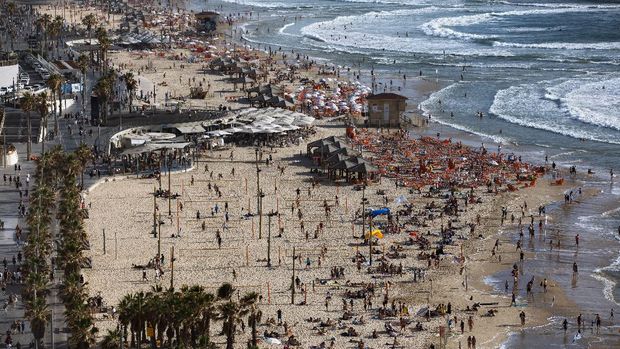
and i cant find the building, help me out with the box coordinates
[366,93,408,128]
[195,11,220,33]
[0,52,19,89]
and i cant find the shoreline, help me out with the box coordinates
[33,1,617,348]
[221,5,601,349]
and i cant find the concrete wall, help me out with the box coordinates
[0,64,19,89]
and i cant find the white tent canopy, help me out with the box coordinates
[218,107,314,135]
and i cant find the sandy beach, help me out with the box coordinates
[30,1,608,348]
[81,117,575,348]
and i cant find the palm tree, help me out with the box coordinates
[36,13,52,55]
[25,296,50,348]
[82,14,98,62]
[20,92,36,160]
[96,26,110,72]
[36,92,49,154]
[242,292,262,348]
[94,72,115,125]
[122,72,137,113]
[217,300,249,349]
[118,291,149,348]
[76,54,90,115]
[51,16,65,59]
[6,2,16,16]
[101,328,123,349]
[75,144,92,188]
[46,74,63,133]
[217,282,235,301]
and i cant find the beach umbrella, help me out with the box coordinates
[394,195,409,205]
[264,337,282,345]
[369,208,390,218]
[364,229,384,239]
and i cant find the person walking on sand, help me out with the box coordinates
[460,319,465,334]
[575,234,579,246]
[520,311,526,326]
[563,318,568,334]
[595,314,601,334]
[471,336,476,349]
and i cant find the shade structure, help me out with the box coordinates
[349,162,379,174]
[206,130,231,137]
[121,142,191,155]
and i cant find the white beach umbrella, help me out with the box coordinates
[264,337,281,345]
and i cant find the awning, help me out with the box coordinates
[176,125,206,134]
[121,142,191,155]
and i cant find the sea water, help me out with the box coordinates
[190,0,619,346]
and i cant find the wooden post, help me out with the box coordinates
[153,187,157,235]
[291,246,296,304]
[170,246,175,290]
[251,218,255,239]
[351,222,355,237]
[114,232,117,260]
[258,192,263,239]
[158,213,162,257]
[430,278,433,300]
[369,218,373,266]
[246,245,249,266]
[103,229,106,254]
[345,197,348,214]
[168,154,171,216]
[276,196,279,211]
[267,282,271,304]
[176,200,180,233]
[245,177,247,194]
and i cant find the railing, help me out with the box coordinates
[0,59,18,67]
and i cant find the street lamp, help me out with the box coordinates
[267,210,278,268]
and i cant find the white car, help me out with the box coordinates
[0,87,7,96]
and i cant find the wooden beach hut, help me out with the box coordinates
[366,93,408,128]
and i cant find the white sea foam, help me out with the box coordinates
[489,77,620,145]
[340,0,434,4]
[420,85,511,144]
[419,13,495,41]
[493,41,620,50]
[278,22,297,36]
[420,6,619,49]
[601,206,620,217]
[299,8,515,57]
[564,78,620,131]
[592,255,620,305]
[220,0,312,8]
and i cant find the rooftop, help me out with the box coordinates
[366,93,408,100]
